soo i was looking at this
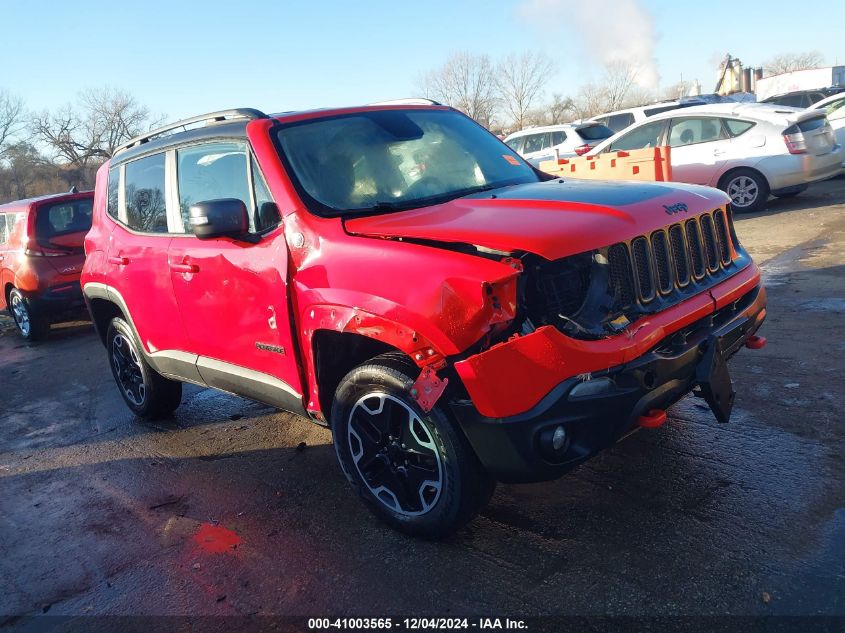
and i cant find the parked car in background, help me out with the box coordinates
[82,103,766,538]
[809,92,845,159]
[588,103,843,212]
[589,98,707,133]
[761,88,845,108]
[504,122,614,166]
[0,189,93,340]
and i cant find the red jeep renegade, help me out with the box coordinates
[1,189,93,340]
[82,104,767,537]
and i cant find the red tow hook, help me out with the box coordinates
[637,409,667,428]
[745,335,767,350]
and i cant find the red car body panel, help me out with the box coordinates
[0,191,93,311]
[83,106,765,437]
[454,263,765,418]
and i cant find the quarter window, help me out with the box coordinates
[124,153,168,233]
[724,118,756,137]
[823,97,845,121]
[0,214,7,243]
[107,167,120,220]
[668,117,727,147]
[551,131,566,146]
[606,113,635,132]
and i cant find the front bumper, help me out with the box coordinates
[451,282,767,483]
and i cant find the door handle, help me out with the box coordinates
[713,149,727,157]
[170,262,199,274]
[108,256,129,265]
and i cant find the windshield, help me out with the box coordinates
[275,109,540,216]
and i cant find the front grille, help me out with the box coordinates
[714,210,731,265]
[700,214,719,271]
[651,230,673,294]
[686,220,705,279]
[669,224,690,287]
[631,237,655,301]
[605,209,735,310]
[608,243,635,306]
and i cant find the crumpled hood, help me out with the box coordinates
[345,179,730,260]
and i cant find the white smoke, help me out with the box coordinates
[518,0,660,89]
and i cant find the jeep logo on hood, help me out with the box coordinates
[663,202,689,215]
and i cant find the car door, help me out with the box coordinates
[666,116,732,185]
[106,154,195,377]
[167,140,303,412]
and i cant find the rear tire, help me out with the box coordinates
[331,352,494,539]
[719,168,769,212]
[106,317,182,419]
[8,288,49,341]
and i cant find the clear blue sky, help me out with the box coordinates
[2,0,843,121]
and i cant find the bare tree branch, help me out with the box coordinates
[496,52,553,130]
[764,51,824,76]
[0,89,25,158]
[419,52,497,127]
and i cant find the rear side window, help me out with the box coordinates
[35,199,93,246]
[606,113,636,132]
[724,119,756,137]
[576,124,614,141]
[125,153,167,233]
[609,120,667,151]
[823,97,845,121]
[107,167,120,219]
[2,213,23,244]
[551,130,566,146]
[668,117,727,146]
[0,214,7,244]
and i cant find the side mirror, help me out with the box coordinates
[189,199,250,240]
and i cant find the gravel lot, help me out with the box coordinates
[1,178,843,629]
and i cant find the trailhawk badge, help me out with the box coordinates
[664,202,690,215]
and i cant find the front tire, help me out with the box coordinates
[8,288,49,341]
[106,317,182,419]
[331,353,494,539]
[720,168,769,212]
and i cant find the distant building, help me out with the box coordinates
[756,67,845,101]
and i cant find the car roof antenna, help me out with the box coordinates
[69,185,78,194]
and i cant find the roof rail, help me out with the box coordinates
[368,98,443,106]
[115,108,268,154]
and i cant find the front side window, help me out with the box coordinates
[35,199,93,247]
[275,109,538,217]
[125,153,167,233]
[668,117,727,147]
[176,142,276,233]
[609,120,667,151]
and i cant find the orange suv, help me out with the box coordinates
[0,189,94,340]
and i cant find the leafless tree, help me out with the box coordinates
[32,87,163,170]
[546,94,575,125]
[662,79,694,101]
[496,52,553,130]
[764,51,824,76]
[0,89,25,158]
[603,61,639,112]
[420,52,497,127]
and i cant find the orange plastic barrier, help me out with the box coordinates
[539,146,673,182]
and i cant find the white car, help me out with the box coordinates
[808,93,845,161]
[504,123,614,167]
[588,103,844,212]
[588,99,707,133]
